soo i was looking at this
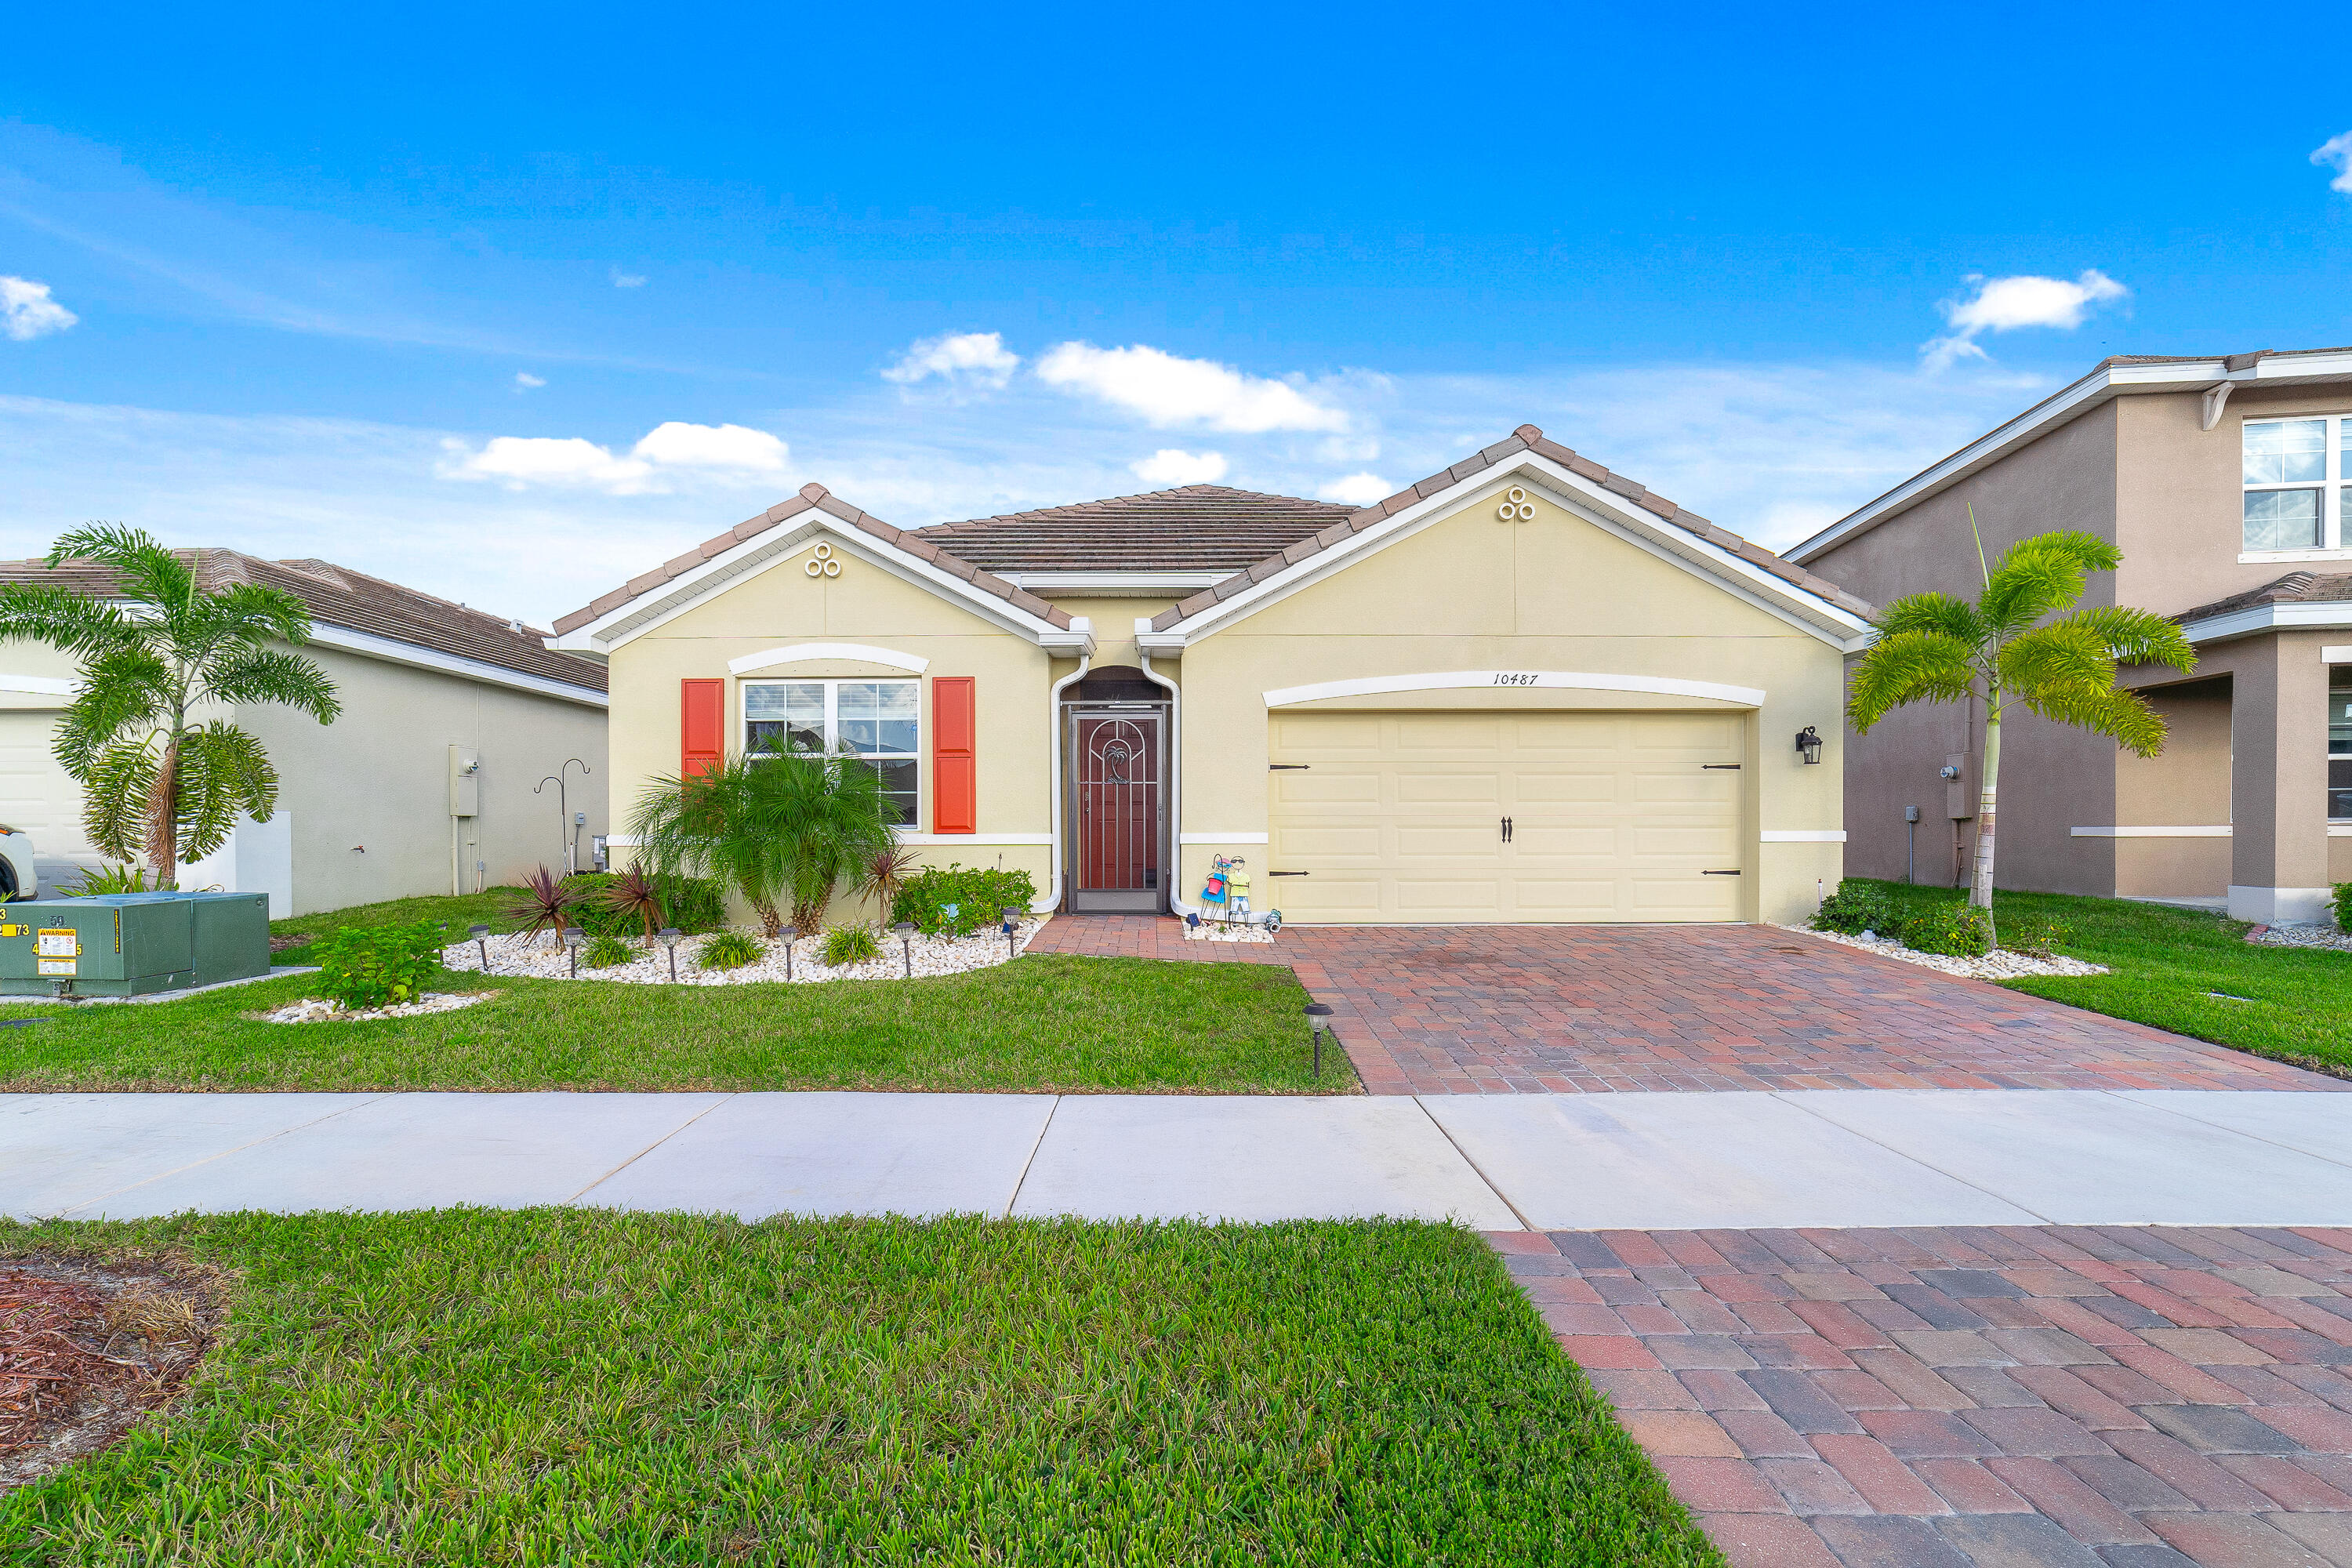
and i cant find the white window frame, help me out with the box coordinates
[2241,416,2347,560]
[739,677,922,828]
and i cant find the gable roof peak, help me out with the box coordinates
[797,481,829,502]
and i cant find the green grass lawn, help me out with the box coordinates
[1853,878,2352,1075]
[0,1211,1713,1566]
[268,885,531,961]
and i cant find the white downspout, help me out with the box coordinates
[1044,642,1091,913]
[1138,642,1194,918]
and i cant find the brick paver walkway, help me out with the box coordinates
[1029,917,2321,1095]
[1498,1225,2352,1568]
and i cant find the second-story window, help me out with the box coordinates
[2243,419,2332,552]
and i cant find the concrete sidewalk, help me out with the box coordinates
[14,1088,2352,1229]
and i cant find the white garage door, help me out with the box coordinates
[1265,710,1746,923]
[0,711,92,857]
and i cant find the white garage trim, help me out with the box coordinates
[1760,829,1847,843]
[2071,826,2233,837]
[727,642,930,675]
[1263,670,1767,709]
[0,673,76,702]
[897,833,1052,846]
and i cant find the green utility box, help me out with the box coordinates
[0,892,270,998]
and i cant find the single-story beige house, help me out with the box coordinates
[0,551,608,916]
[552,426,1870,925]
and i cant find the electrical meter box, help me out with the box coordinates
[0,891,270,997]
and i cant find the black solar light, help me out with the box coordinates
[1185,910,1201,930]
[782,933,795,981]
[895,921,916,978]
[1305,1003,1334,1079]
[564,927,586,978]
[658,927,682,982]
[468,924,491,972]
[1002,905,1023,959]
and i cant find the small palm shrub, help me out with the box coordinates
[316,920,444,1010]
[68,863,172,895]
[698,930,762,971]
[1811,880,1896,937]
[582,932,635,969]
[1895,902,1993,958]
[821,924,881,967]
[894,864,1037,938]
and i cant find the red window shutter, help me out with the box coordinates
[681,679,724,779]
[932,677,975,833]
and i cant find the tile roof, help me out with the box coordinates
[916,486,1356,573]
[550,484,1074,637]
[1145,424,1876,631]
[2175,570,2352,626]
[0,550,608,693]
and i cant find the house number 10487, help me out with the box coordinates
[1492,673,1538,686]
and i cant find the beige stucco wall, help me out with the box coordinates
[604,537,1062,917]
[1167,485,1847,924]
[2111,676,2233,899]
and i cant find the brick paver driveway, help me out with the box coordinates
[1029,917,2319,1095]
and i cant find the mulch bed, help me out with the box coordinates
[0,1258,215,1492]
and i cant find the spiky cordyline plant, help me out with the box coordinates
[0,525,340,885]
[598,866,668,941]
[1846,517,2195,945]
[504,865,582,946]
[629,741,895,938]
[856,842,924,930]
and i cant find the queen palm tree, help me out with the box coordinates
[1847,520,2195,943]
[0,525,341,886]
[630,741,895,937]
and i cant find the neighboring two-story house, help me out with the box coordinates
[1791,347,2352,925]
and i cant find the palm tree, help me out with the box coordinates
[0,525,340,886]
[1847,520,2195,943]
[629,742,895,937]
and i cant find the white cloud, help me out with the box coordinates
[609,267,648,289]
[1129,448,1229,486]
[631,420,789,472]
[0,276,78,341]
[1921,270,2127,370]
[1036,341,1350,434]
[2314,132,2352,193]
[884,331,1021,390]
[1316,473,1391,507]
[513,372,546,390]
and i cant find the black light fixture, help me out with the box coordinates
[1795,725,1824,765]
[563,927,586,978]
[468,924,491,973]
[1305,1002,1334,1079]
[782,934,794,982]
[1001,905,1021,960]
[657,926,682,982]
[895,920,916,978]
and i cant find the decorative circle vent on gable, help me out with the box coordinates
[804,543,842,578]
[1496,487,1536,523]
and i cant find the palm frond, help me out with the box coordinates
[2011,684,2171,757]
[180,581,318,649]
[1846,630,1978,731]
[1978,531,2120,633]
[201,647,342,720]
[78,739,159,862]
[172,723,279,862]
[50,650,171,781]
[2049,604,2198,673]
[1997,621,2116,697]
[0,583,137,659]
[44,524,194,609]
[1872,591,1984,646]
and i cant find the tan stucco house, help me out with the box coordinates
[0,551,608,916]
[1791,347,2352,926]
[553,425,1869,925]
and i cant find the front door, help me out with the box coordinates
[1071,708,1164,912]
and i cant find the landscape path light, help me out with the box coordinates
[895,921,916,979]
[468,924,491,973]
[1305,1003,1334,1079]
[1001,905,1022,960]
[563,927,585,978]
[658,927,682,982]
[782,932,795,981]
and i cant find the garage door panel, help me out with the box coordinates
[1265,709,1744,924]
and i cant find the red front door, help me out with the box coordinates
[1073,710,1163,912]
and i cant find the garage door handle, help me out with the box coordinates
[1269,764,1310,771]
[1702,764,1742,770]
[1703,869,1742,876]
[1269,870,1309,877]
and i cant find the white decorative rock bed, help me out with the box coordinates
[2248,923,2352,954]
[440,920,1047,987]
[1774,924,2108,981]
[263,992,495,1025]
[1184,920,1276,944]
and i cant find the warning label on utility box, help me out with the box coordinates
[34,930,78,958]
[35,959,74,976]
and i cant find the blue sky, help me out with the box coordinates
[5,2,2349,625]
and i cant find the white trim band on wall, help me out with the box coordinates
[2325,645,2352,663]
[896,833,1053,847]
[728,642,930,675]
[1262,670,1769,708]
[2071,826,2233,837]
[1180,833,1269,845]
[1760,829,1847,843]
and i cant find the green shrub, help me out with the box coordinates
[2001,915,2073,958]
[2335,884,2352,935]
[67,862,173,895]
[582,932,635,969]
[1811,879,1896,937]
[1895,902,1993,958]
[315,920,445,1011]
[893,864,1037,938]
[821,924,882,967]
[563,872,726,938]
[698,930,762,971]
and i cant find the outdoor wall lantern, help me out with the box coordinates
[467,924,492,973]
[1001,906,1022,960]
[658,927,682,982]
[563,927,586,978]
[1305,1002,1334,1079]
[1795,725,1824,765]
[895,921,916,979]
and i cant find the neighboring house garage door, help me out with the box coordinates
[1265,710,1745,923]
[0,712,93,858]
